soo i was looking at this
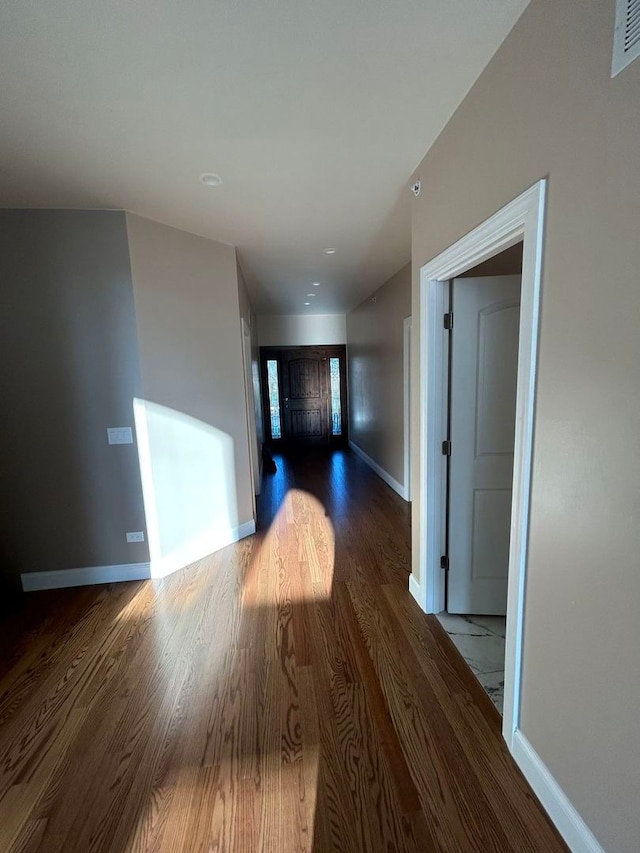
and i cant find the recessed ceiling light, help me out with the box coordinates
[307,293,316,297]
[312,282,321,287]
[324,248,336,255]
[304,302,311,306]
[200,173,223,187]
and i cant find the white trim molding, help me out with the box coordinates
[21,519,257,591]
[349,440,409,501]
[149,519,256,579]
[512,731,604,852]
[408,573,422,605]
[410,180,547,750]
[241,316,261,509]
[403,316,412,502]
[406,180,605,847]
[21,562,152,591]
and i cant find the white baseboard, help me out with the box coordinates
[408,573,423,608]
[21,520,257,592]
[237,519,257,539]
[512,730,603,853]
[149,519,256,578]
[349,440,409,501]
[21,562,152,591]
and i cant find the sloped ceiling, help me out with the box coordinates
[0,0,528,313]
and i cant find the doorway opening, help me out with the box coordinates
[411,180,546,752]
[260,345,348,449]
[436,244,523,715]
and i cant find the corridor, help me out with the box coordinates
[0,450,564,851]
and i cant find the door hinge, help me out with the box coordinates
[441,439,451,456]
[440,555,449,570]
[444,312,453,330]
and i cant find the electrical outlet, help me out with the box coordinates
[107,427,133,445]
[126,531,145,543]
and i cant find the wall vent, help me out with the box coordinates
[612,0,640,76]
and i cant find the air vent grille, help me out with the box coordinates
[612,0,640,76]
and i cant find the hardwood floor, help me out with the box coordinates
[0,449,566,852]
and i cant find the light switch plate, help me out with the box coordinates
[126,531,145,543]
[107,427,133,445]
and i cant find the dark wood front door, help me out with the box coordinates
[281,348,328,443]
[261,345,347,448]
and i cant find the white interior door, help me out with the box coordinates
[448,275,521,614]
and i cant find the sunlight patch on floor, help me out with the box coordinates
[246,488,335,607]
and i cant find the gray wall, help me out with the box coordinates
[126,214,254,570]
[257,314,347,347]
[237,261,264,471]
[0,210,150,575]
[347,263,411,486]
[410,1,640,848]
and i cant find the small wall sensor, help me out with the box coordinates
[411,180,421,197]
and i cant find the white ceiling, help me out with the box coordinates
[0,0,527,314]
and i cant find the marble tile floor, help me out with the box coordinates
[436,613,506,714]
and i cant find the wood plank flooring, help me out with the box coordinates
[0,449,566,852]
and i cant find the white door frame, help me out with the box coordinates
[241,317,260,518]
[403,316,412,502]
[411,180,546,748]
